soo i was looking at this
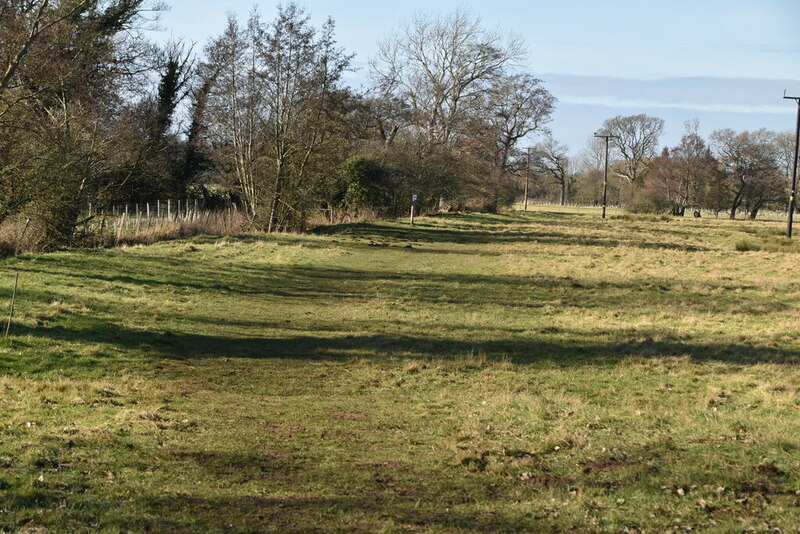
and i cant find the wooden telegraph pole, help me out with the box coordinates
[594,132,619,219]
[784,91,800,238]
[524,147,531,211]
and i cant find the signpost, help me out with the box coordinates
[410,195,417,226]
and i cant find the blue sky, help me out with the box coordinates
[152,0,800,155]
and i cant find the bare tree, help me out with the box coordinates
[366,91,407,149]
[533,137,571,205]
[205,14,263,221]
[204,3,353,231]
[648,120,717,215]
[569,136,607,205]
[711,128,783,219]
[773,131,795,180]
[260,8,353,232]
[489,73,554,172]
[601,114,664,182]
[371,9,525,148]
[580,135,607,172]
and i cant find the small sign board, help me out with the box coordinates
[412,194,418,202]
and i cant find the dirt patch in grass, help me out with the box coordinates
[581,457,635,474]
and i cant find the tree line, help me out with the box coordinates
[0,1,557,246]
[531,116,795,220]
[0,1,793,250]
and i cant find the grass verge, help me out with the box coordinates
[1,209,799,532]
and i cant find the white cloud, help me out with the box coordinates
[536,75,800,156]
[541,74,800,113]
[558,95,790,115]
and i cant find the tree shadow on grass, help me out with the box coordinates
[14,258,768,315]
[68,439,797,532]
[5,252,794,374]
[312,221,710,251]
[11,319,799,372]
[104,492,547,533]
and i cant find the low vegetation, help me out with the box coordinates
[1,209,799,532]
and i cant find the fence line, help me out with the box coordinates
[83,199,240,232]
[524,200,622,210]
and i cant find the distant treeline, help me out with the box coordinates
[0,1,793,250]
[533,116,794,220]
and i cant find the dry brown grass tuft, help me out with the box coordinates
[0,211,250,254]
[0,216,45,256]
[94,211,249,248]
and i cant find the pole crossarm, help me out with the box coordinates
[784,93,800,238]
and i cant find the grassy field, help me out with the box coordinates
[1,208,799,532]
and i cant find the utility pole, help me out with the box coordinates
[784,91,800,238]
[524,147,531,211]
[594,132,618,219]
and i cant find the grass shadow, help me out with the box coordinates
[10,318,799,372]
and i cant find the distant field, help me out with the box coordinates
[1,209,799,532]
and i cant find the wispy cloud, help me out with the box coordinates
[541,74,800,116]
[539,74,799,157]
[558,95,790,115]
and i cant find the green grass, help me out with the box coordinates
[1,209,799,532]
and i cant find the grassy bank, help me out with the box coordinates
[1,209,799,532]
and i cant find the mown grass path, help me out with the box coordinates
[1,209,799,532]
